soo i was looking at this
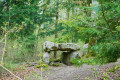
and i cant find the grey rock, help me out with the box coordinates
[43,52,50,64]
[70,51,81,60]
[43,41,58,52]
[43,41,81,65]
[43,41,80,52]
[58,43,80,51]
[83,43,88,56]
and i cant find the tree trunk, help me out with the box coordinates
[67,8,70,43]
[87,0,92,16]
[87,0,91,7]
[54,9,59,59]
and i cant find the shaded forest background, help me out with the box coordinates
[0,0,120,70]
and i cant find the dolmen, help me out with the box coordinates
[43,41,80,65]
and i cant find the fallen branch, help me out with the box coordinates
[0,64,22,80]
[0,31,22,80]
[0,0,22,79]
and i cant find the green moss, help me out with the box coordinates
[38,60,44,65]
[36,60,49,68]
[107,65,120,72]
[36,64,48,68]
[51,63,63,66]
[116,77,120,80]
[50,58,61,62]
[102,72,110,80]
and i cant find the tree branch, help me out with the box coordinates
[100,0,120,42]
[1,32,7,64]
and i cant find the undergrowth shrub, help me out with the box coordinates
[91,42,120,63]
[71,58,99,66]
[83,52,98,58]
[5,34,39,63]
[36,60,48,68]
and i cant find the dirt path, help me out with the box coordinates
[1,59,119,80]
[27,59,120,80]
[42,64,98,80]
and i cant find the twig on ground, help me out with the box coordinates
[0,64,23,80]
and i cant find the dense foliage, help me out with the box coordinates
[0,0,120,64]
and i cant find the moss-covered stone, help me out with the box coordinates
[36,64,48,68]
[50,58,61,63]
[36,60,49,68]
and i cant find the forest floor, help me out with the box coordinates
[0,59,120,80]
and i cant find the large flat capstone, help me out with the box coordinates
[43,41,80,52]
